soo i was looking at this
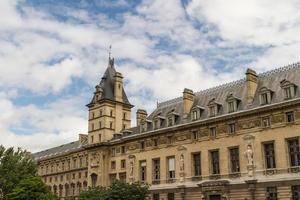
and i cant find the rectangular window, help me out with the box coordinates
[121,146,126,154]
[210,150,220,175]
[263,116,271,127]
[286,112,295,123]
[110,174,116,184]
[192,110,198,120]
[153,193,160,200]
[111,148,116,157]
[228,101,235,113]
[119,172,126,183]
[121,160,126,169]
[229,147,240,173]
[140,161,147,182]
[153,159,160,182]
[192,131,198,140]
[285,87,294,99]
[209,106,216,117]
[209,127,217,138]
[261,93,270,105]
[153,138,158,147]
[154,120,159,129]
[264,143,276,169]
[140,141,145,150]
[193,153,201,176]
[167,157,175,179]
[111,161,116,170]
[292,185,300,200]
[167,193,175,200]
[228,123,236,134]
[267,187,277,200]
[288,139,300,167]
[78,172,81,179]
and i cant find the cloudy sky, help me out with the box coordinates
[0,0,299,152]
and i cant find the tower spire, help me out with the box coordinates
[108,45,114,67]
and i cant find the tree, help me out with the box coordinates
[6,176,57,200]
[0,146,37,198]
[78,187,107,200]
[78,181,149,200]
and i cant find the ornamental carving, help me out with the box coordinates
[218,125,227,134]
[128,143,137,150]
[90,152,100,168]
[176,134,187,141]
[200,129,209,137]
[238,119,260,129]
[272,114,284,124]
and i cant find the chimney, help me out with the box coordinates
[79,134,88,145]
[246,68,258,104]
[114,72,123,102]
[183,88,194,118]
[136,109,147,126]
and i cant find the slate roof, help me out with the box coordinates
[87,58,131,107]
[34,62,300,159]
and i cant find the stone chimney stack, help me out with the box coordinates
[136,109,147,126]
[79,134,87,145]
[246,68,258,104]
[183,88,194,118]
[114,72,123,102]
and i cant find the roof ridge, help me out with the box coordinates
[157,62,300,108]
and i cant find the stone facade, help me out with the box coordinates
[34,60,300,200]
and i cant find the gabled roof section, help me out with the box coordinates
[87,58,131,107]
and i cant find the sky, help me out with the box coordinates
[0,0,300,152]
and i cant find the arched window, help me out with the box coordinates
[91,173,98,188]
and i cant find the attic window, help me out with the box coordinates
[280,80,296,99]
[140,120,147,132]
[259,87,273,105]
[208,98,221,117]
[226,93,240,113]
[191,106,204,121]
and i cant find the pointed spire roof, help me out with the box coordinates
[87,57,131,107]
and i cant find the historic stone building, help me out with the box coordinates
[34,58,300,200]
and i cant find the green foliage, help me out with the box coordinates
[79,181,149,200]
[0,145,37,198]
[6,176,57,200]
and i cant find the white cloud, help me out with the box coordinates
[187,0,300,46]
[0,94,87,152]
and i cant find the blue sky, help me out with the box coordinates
[0,0,299,152]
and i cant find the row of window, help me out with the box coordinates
[109,138,300,183]
[49,181,88,197]
[141,84,297,132]
[151,186,300,200]
[115,113,295,156]
[45,171,88,183]
[90,109,128,120]
[40,157,87,175]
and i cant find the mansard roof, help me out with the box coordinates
[116,62,300,139]
[34,62,300,159]
[87,58,131,107]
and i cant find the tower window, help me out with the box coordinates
[100,110,103,116]
[123,112,126,119]
[110,110,113,116]
[110,122,113,129]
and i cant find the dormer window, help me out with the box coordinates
[141,120,147,132]
[259,87,273,105]
[281,79,297,100]
[191,106,204,121]
[153,114,165,129]
[168,116,173,126]
[167,110,179,127]
[208,98,221,117]
[226,93,240,113]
